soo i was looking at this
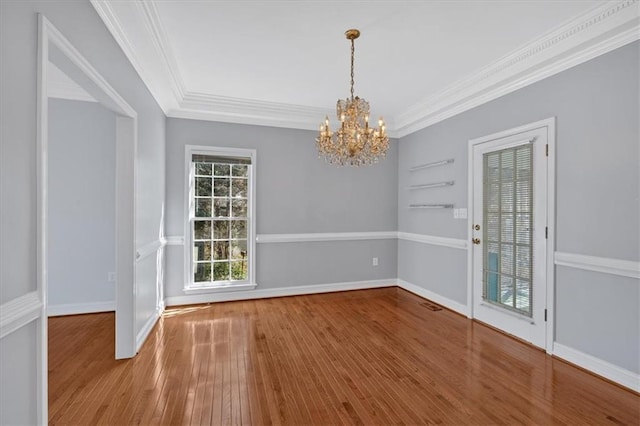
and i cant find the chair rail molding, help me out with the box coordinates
[554,252,640,279]
[0,292,43,340]
[397,232,468,250]
[165,235,185,245]
[256,231,398,244]
[136,238,167,262]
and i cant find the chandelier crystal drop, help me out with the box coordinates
[316,29,389,167]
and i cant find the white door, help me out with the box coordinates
[470,124,549,348]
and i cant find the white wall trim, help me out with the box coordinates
[136,238,166,262]
[397,232,468,250]
[89,0,179,113]
[165,235,184,245]
[397,279,468,316]
[135,305,163,353]
[48,63,97,103]
[256,231,398,244]
[555,252,640,280]
[0,292,43,340]
[172,93,335,133]
[48,85,97,103]
[166,279,395,306]
[553,342,640,393]
[44,17,136,117]
[183,283,258,295]
[134,0,187,101]
[47,301,116,317]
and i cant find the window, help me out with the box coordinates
[184,146,256,291]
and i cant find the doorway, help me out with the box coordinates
[37,15,139,420]
[468,118,556,351]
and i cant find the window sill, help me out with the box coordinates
[183,283,257,295]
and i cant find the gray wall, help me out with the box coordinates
[48,98,116,310]
[398,41,639,373]
[0,1,165,423]
[164,118,398,297]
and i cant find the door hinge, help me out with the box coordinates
[545,144,549,157]
[545,226,548,239]
[544,309,547,322]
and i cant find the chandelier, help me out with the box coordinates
[316,29,389,166]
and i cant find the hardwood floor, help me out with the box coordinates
[49,288,639,425]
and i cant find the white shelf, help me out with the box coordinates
[409,158,454,172]
[409,180,454,190]
[408,204,454,209]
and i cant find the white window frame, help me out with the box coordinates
[183,145,257,293]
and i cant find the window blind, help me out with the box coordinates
[482,142,534,317]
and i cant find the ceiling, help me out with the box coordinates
[90,0,639,136]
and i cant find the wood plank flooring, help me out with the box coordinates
[49,288,639,425]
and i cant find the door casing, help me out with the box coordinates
[466,117,556,354]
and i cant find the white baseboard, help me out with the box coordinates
[135,305,163,353]
[397,279,468,316]
[47,301,115,317]
[165,279,396,307]
[553,342,639,393]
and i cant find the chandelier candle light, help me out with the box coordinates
[316,29,389,166]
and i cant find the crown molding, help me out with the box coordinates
[394,0,639,137]
[93,0,639,136]
[90,0,179,113]
[170,91,335,131]
[134,0,187,100]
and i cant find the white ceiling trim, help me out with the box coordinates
[135,0,187,101]
[172,92,339,131]
[394,0,640,136]
[90,0,180,112]
[92,0,639,137]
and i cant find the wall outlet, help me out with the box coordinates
[108,272,116,282]
[372,257,379,266]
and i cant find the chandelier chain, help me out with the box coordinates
[350,38,355,100]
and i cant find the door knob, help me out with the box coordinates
[474,224,480,231]
[472,238,481,245]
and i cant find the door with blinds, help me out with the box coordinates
[471,123,549,349]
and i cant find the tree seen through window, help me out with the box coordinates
[192,160,249,284]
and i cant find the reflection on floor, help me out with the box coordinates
[49,287,639,425]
